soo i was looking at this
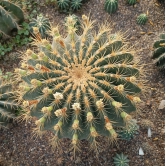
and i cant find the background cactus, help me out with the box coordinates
[71,0,82,11]
[29,14,51,38]
[151,33,165,69]
[118,119,139,140]
[136,14,148,25]
[113,153,130,166]
[104,0,118,14]
[16,15,143,152]
[0,0,24,36]
[57,0,70,11]
[127,0,136,5]
[0,79,18,128]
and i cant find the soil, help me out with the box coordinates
[0,0,165,166]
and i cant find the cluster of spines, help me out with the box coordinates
[16,15,143,153]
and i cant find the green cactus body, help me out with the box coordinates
[104,0,118,14]
[29,14,51,38]
[118,119,139,140]
[0,0,24,36]
[71,0,82,11]
[0,79,18,128]
[152,33,165,68]
[127,0,136,5]
[17,15,142,151]
[136,14,148,25]
[57,0,70,10]
[113,153,130,166]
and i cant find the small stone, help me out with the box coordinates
[139,147,144,155]
[158,100,165,109]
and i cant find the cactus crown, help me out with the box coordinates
[16,15,143,153]
[113,153,130,166]
[0,0,24,36]
[136,14,148,25]
[152,33,165,69]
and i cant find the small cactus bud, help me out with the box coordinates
[42,87,52,95]
[87,112,93,122]
[35,117,46,126]
[33,27,39,34]
[133,97,141,103]
[72,103,81,111]
[105,122,113,130]
[23,101,29,107]
[15,69,27,76]
[54,121,63,131]
[31,79,42,86]
[96,99,104,110]
[53,92,63,100]
[72,133,78,145]
[112,101,122,108]
[120,112,132,121]
[72,119,79,129]
[19,85,31,91]
[42,39,51,50]
[41,106,53,114]
[54,109,62,117]
[109,129,118,138]
[90,127,98,137]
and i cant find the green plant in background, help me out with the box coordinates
[0,22,32,58]
[71,0,82,11]
[118,119,139,140]
[29,14,51,38]
[136,14,148,25]
[104,0,118,14]
[127,0,136,5]
[113,153,130,166]
[0,78,18,128]
[16,15,143,153]
[0,0,24,36]
[57,0,70,10]
[152,33,165,69]
[0,70,13,81]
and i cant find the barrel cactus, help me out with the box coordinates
[71,0,82,11]
[104,0,118,14]
[136,14,148,25]
[127,0,136,5]
[16,15,143,152]
[0,0,24,36]
[57,0,70,10]
[0,79,18,128]
[29,14,51,38]
[152,33,165,69]
[113,153,130,166]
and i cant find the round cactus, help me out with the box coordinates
[29,14,51,38]
[152,33,165,69]
[0,78,18,128]
[57,0,70,10]
[136,14,148,25]
[113,153,130,166]
[16,15,143,152]
[71,0,82,11]
[104,0,118,14]
[127,0,136,5]
[118,119,139,140]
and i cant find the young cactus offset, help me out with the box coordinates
[16,15,143,152]
[57,0,70,10]
[29,14,51,38]
[152,33,165,69]
[113,153,130,166]
[0,0,24,36]
[127,0,136,5]
[104,0,118,14]
[118,119,139,140]
[71,0,82,11]
[0,79,18,128]
[136,14,148,25]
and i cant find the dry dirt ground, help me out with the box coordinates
[0,0,165,165]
